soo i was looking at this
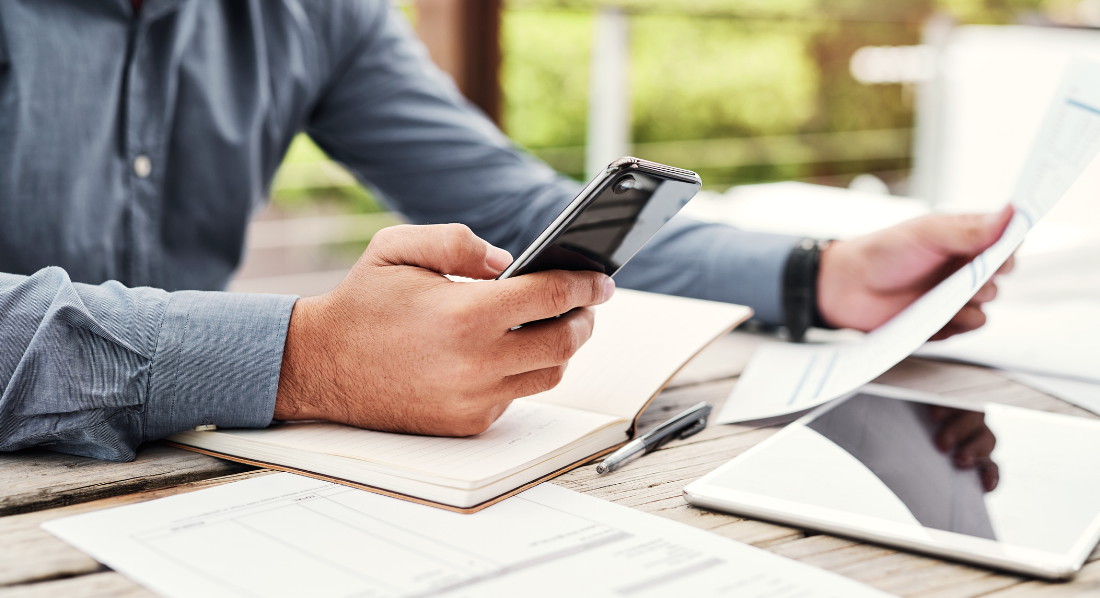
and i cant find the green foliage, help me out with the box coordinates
[503,11,593,148]
[629,16,821,140]
[271,0,1080,209]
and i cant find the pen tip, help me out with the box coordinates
[596,463,609,474]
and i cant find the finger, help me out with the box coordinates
[493,307,596,375]
[979,461,1000,492]
[953,427,997,468]
[935,412,987,453]
[910,204,1014,259]
[930,305,987,341]
[927,405,950,424]
[971,280,998,304]
[365,223,513,280]
[996,254,1016,276]
[501,364,570,400]
[487,270,615,327]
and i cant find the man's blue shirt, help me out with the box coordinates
[0,0,796,460]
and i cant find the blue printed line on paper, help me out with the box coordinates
[810,350,840,402]
[1068,98,1100,117]
[787,353,819,406]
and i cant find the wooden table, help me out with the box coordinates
[1,339,1097,597]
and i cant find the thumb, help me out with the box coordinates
[365,223,513,279]
[914,204,1014,258]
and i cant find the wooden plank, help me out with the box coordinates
[6,357,1098,597]
[982,558,1100,596]
[874,559,1020,596]
[0,572,152,598]
[773,538,897,571]
[917,575,1022,598]
[0,471,272,588]
[0,444,255,517]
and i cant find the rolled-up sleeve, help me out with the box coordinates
[0,268,295,461]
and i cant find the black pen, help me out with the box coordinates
[596,401,711,474]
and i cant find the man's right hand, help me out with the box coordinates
[273,223,615,437]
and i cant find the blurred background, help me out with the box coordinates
[231,0,1100,295]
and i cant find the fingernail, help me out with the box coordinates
[485,245,512,272]
[602,276,616,301]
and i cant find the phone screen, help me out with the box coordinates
[503,171,699,278]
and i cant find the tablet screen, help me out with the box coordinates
[685,385,1100,578]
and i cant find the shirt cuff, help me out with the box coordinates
[143,290,298,441]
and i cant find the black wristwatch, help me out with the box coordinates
[782,238,831,342]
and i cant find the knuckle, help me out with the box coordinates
[439,223,476,256]
[363,224,417,263]
[370,224,410,247]
[553,322,585,363]
[521,366,566,398]
[452,410,495,436]
[542,365,567,389]
[587,274,607,303]
[541,278,574,316]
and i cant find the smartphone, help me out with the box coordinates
[498,157,702,280]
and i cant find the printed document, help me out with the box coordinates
[718,59,1100,424]
[44,473,889,598]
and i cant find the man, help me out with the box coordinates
[0,0,1011,461]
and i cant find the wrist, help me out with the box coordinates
[274,296,332,422]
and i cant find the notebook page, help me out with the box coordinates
[528,289,752,419]
[175,400,622,485]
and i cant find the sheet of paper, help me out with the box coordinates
[718,60,1100,424]
[1007,371,1100,416]
[44,473,889,598]
[917,299,1100,384]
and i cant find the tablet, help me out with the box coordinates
[684,384,1100,579]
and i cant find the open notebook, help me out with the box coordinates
[169,289,751,512]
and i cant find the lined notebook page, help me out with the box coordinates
[183,401,622,484]
[530,290,752,419]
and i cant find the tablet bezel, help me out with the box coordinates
[684,384,1100,580]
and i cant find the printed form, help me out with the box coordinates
[718,59,1100,424]
[44,473,888,598]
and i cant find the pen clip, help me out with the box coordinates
[676,417,708,440]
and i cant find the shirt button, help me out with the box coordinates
[133,155,152,178]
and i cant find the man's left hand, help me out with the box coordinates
[816,205,1015,340]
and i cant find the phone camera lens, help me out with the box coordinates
[613,175,636,195]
